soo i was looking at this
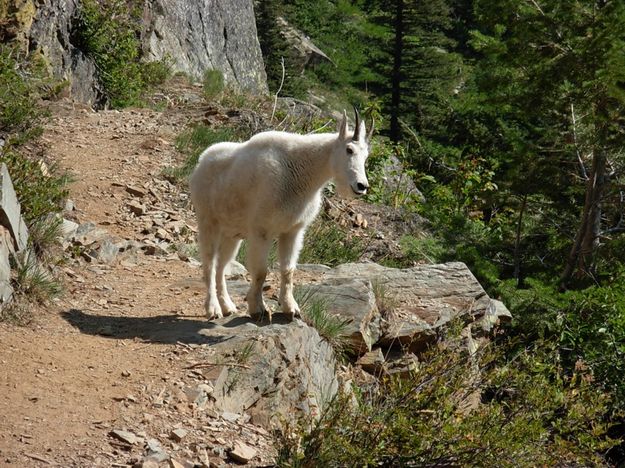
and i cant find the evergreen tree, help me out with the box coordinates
[365,0,461,142]
[467,0,625,287]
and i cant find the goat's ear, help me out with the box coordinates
[338,110,348,140]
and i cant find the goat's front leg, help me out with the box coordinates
[278,228,305,320]
[246,233,272,322]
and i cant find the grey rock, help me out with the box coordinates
[297,263,331,273]
[28,0,104,105]
[0,228,14,305]
[298,279,381,354]
[386,352,419,378]
[94,238,121,264]
[228,440,257,464]
[326,262,510,352]
[60,219,79,239]
[224,260,247,278]
[0,163,28,252]
[142,0,267,94]
[357,348,385,374]
[202,320,338,429]
[110,429,138,445]
[220,411,240,423]
[170,428,188,442]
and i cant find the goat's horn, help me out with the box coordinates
[352,105,361,141]
[366,116,375,142]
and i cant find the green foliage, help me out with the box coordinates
[295,286,351,356]
[12,252,62,303]
[278,340,614,467]
[0,46,44,138]
[298,214,364,267]
[1,150,70,225]
[202,69,225,100]
[398,235,445,265]
[165,125,240,183]
[76,0,171,107]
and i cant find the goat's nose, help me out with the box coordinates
[356,182,369,194]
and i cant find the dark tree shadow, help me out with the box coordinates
[61,309,295,345]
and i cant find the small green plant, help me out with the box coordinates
[371,280,397,317]
[12,253,61,303]
[295,287,351,356]
[166,125,239,183]
[299,215,364,267]
[234,341,255,365]
[202,69,225,99]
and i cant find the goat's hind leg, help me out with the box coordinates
[216,237,242,317]
[198,223,222,320]
[245,233,272,322]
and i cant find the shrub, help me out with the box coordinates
[165,125,240,183]
[76,0,171,107]
[0,46,68,319]
[0,46,45,139]
[299,214,364,266]
[277,339,615,467]
[202,69,225,99]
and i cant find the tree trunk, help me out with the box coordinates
[560,146,608,289]
[513,194,528,286]
[389,0,404,143]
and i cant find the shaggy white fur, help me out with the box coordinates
[189,111,372,321]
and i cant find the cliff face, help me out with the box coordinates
[142,0,267,94]
[2,0,267,105]
[28,0,103,104]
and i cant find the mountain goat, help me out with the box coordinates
[190,109,373,321]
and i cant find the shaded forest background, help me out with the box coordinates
[257,0,625,463]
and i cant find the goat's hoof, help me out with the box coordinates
[219,298,237,317]
[249,308,271,323]
[205,301,223,321]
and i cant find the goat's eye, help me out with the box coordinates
[346,147,354,155]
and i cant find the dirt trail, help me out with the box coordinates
[0,92,276,466]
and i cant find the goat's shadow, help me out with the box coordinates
[61,309,294,345]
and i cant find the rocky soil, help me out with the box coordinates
[0,82,510,467]
[0,85,281,467]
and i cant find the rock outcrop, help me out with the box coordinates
[277,16,332,72]
[0,163,30,305]
[2,0,267,105]
[142,0,267,93]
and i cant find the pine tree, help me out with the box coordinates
[468,0,625,287]
[365,0,461,142]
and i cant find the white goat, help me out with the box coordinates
[189,110,373,321]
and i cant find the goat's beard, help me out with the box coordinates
[334,181,357,199]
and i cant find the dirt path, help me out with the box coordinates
[0,93,276,466]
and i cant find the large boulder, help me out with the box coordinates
[22,0,104,104]
[5,0,267,106]
[325,262,511,353]
[142,0,268,94]
[197,319,338,428]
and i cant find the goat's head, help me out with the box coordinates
[332,108,374,198]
